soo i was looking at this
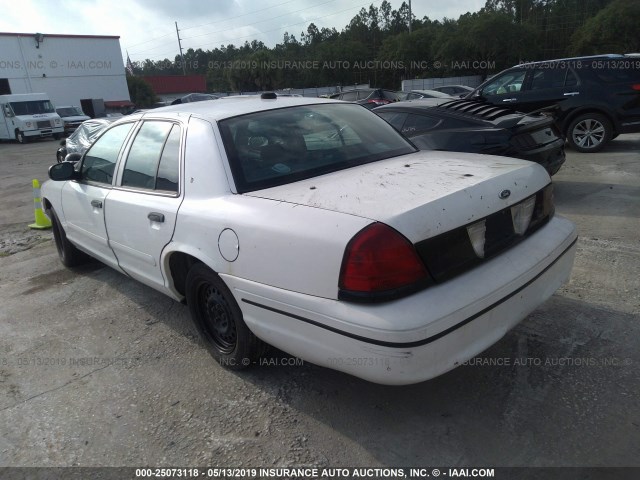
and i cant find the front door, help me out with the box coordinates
[61,121,135,269]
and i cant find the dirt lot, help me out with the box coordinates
[0,135,638,469]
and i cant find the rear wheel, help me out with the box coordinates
[50,208,88,267]
[566,113,612,153]
[185,263,262,369]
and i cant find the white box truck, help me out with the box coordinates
[0,93,64,143]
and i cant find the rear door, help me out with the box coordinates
[61,121,136,268]
[104,120,183,291]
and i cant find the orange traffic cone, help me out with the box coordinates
[28,179,52,230]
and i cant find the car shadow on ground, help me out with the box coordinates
[100,262,639,466]
[553,181,640,218]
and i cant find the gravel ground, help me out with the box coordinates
[0,134,638,470]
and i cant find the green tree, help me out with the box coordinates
[570,0,640,54]
[126,75,157,108]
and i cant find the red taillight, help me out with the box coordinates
[632,84,640,91]
[339,223,430,299]
[368,99,389,105]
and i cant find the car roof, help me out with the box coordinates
[84,118,115,125]
[411,89,454,98]
[434,85,474,89]
[132,95,343,122]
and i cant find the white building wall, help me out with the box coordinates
[0,33,130,107]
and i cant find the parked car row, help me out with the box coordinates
[464,53,640,152]
[51,53,640,170]
[374,99,565,175]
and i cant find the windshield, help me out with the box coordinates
[219,103,416,193]
[56,107,84,117]
[10,100,55,115]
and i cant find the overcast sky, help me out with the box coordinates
[0,0,486,62]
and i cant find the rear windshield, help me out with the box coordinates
[219,103,416,193]
[56,107,84,117]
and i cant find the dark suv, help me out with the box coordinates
[467,54,640,152]
[330,89,401,109]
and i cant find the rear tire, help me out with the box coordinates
[566,113,612,153]
[50,208,88,267]
[185,263,263,369]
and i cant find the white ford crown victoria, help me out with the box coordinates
[42,95,577,385]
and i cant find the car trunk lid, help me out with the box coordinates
[244,150,550,243]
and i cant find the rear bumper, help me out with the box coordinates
[516,140,566,176]
[224,215,577,385]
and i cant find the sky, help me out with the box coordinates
[0,0,486,63]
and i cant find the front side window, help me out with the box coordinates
[219,103,416,193]
[121,121,180,192]
[482,70,527,96]
[81,123,134,185]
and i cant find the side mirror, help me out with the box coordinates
[59,139,66,146]
[48,161,77,181]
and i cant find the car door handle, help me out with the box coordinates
[563,92,580,96]
[502,98,517,102]
[148,212,165,223]
[90,199,102,208]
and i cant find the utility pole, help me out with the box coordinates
[408,0,412,34]
[175,21,186,75]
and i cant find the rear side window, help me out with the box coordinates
[341,92,357,101]
[82,122,134,185]
[156,125,181,192]
[376,111,408,131]
[121,121,180,192]
[402,114,441,134]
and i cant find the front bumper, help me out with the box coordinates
[224,215,577,385]
[24,126,64,138]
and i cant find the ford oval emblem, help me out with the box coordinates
[499,189,511,199]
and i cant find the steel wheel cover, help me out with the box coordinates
[198,283,237,354]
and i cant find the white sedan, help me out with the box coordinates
[42,95,577,385]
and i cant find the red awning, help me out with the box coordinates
[142,75,207,94]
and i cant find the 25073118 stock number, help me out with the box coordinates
[135,468,259,477]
